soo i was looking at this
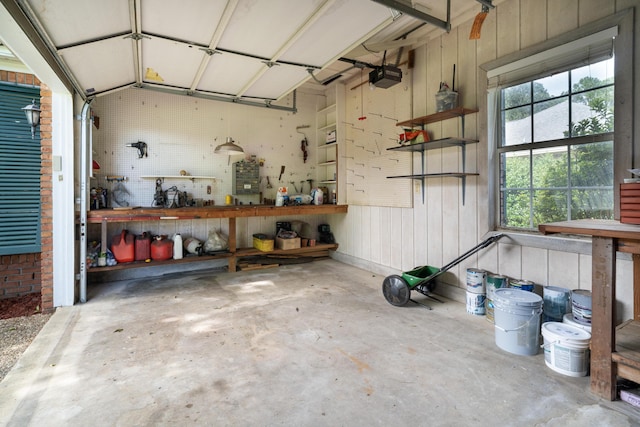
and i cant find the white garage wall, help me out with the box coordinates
[89,88,332,246]
[329,0,637,323]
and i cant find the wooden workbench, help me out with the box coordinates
[539,219,640,401]
[87,204,348,273]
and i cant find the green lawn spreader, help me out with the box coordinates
[382,234,504,308]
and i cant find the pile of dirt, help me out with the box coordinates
[0,293,43,319]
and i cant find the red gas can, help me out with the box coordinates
[151,235,173,261]
[135,232,151,261]
[111,230,135,263]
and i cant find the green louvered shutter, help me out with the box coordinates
[0,82,41,255]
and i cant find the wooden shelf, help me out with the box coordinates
[87,252,232,272]
[387,137,478,152]
[236,243,338,257]
[396,107,479,128]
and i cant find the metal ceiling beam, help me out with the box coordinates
[369,0,451,32]
[129,0,142,86]
[189,0,238,93]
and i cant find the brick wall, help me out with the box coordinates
[0,71,54,313]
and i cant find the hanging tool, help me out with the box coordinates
[296,125,310,163]
[266,176,273,188]
[306,179,314,192]
[300,180,306,193]
[126,141,147,158]
[279,166,285,181]
[290,181,299,193]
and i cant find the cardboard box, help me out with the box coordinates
[620,183,640,225]
[276,237,301,250]
[253,234,274,252]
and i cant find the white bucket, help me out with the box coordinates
[466,291,486,315]
[571,289,592,326]
[562,313,592,334]
[543,286,572,322]
[466,268,486,294]
[541,322,591,377]
[493,288,543,356]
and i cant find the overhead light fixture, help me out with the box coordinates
[214,137,244,155]
[22,99,41,139]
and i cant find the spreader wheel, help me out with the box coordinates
[382,275,411,306]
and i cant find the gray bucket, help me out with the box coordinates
[493,288,543,356]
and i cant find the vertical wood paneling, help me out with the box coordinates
[379,207,391,266]
[498,242,522,279]
[370,207,381,264]
[521,246,548,284]
[578,254,592,291]
[413,45,428,118]
[401,207,415,271]
[361,206,371,262]
[547,0,578,38]
[520,0,547,47]
[548,250,580,288]
[579,0,615,25]
[390,208,403,269]
[496,0,520,57]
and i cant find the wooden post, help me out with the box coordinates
[227,217,236,272]
[591,236,617,400]
[634,254,640,321]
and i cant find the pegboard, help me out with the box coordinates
[344,74,412,208]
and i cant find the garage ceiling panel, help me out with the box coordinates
[58,37,135,95]
[197,53,264,95]
[242,64,310,100]
[279,0,392,66]
[141,38,203,88]
[141,0,227,45]
[217,0,321,59]
[26,0,131,47]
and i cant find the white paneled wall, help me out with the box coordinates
[328,0,637,323]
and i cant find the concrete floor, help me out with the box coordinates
[1,259,640,426]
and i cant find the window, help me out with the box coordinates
[0,82,41,255]
[498,58,614,229]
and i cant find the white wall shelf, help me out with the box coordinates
[141,175,216,182]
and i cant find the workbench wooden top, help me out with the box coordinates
[86,204,348,222]
[539,219,640,240]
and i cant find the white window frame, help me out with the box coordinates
[480,9,634,256]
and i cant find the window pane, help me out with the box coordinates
[570,141,613,187]
[503,106,531,145]
[503,82,530,109]
[571,58,614,89]
[571,189,613,220]
[501,151,530,189]
[532,147,567,188]
[570,86,614,136]
[502,190,531,228]
[533,190,568,225]
[533,98,569,141]
[533,72,568,101]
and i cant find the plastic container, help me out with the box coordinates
[135,232,151,261]
[571,289,592,325]
[435,90,458,112]
[173,233,183,259]
[151,235,173,261]
[543,286,571,322]
[493,288,543,356]
[111,230,134,263]
[541,322,591,377]
[562,313,592,334]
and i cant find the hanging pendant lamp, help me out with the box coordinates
[214,137,244,154]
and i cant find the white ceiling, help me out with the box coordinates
[4,0,485,104]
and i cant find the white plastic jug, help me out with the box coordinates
[173,233,183,259]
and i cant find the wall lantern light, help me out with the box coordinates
[22,99,41,139]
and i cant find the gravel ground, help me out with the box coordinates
[0,313,53,382]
